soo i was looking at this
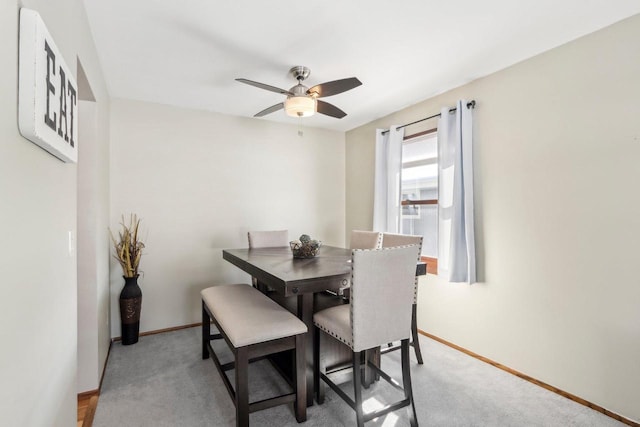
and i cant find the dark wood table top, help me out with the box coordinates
[223,246,352,297]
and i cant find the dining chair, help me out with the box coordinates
[349,230,382,250]
[247,230,289,292]
[333,230,382,301]
[381,232,424,364]
[313,245,420,426]
[247,229,289,249]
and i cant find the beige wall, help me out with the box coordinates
[346,14,640,423]
[109,99,346,336]
[0,0,110,425]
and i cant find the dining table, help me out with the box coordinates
[222,245,426,407]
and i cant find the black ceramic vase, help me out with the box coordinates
[119,275,142,345]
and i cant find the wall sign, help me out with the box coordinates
[18,8,78,163]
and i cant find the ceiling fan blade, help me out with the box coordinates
[307,77,362,98]
[236,78,293,96]
[316,100,347,119]
[254,103,284,117]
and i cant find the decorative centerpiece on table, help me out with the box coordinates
[290,234,322,259]
[110,214,145,345]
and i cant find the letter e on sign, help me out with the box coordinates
[18,8,78,163]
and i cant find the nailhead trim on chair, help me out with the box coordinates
[314,322,352,348]
[337,231,383,294]
[314,243,422,351]
[381,234,423,303]
[349,244,419,351]
[412,237,423,303]
[313,245,421,426]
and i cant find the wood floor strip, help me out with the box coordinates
[418,330,639,427]
[78,342,111,426]
[82,395,98,427]
[77,391,99,426]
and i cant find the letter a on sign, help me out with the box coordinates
[18,8,78,163]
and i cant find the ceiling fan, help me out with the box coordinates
[236,66,362,119]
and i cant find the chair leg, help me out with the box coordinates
[202,302,210,360]
[401,339,419,427]
[411,304,424,364]
[362,349,375,389]
[235,347,249,427]
[314,326,324,404]
[353,351,364,427]
[295,334,307,422]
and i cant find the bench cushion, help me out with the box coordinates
[202,284,307,348]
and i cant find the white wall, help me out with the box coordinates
[77,98,111,393]
[0,0,109,425]
[346,14,640,423]
[109,99,345,336]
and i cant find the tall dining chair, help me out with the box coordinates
[349,230,382,250]
[381,232,424,364]
[247,229,289,249]
[313,245,420,426]
[333,230,382,301]
[247,230,289,291]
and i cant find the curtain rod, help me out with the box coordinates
[381,100,476,135]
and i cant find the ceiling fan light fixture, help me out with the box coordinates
[236,66,360,119]
[284,96,316,117]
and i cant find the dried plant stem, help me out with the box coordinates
[110,214,144,278]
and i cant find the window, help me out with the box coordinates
[401,130,438,274]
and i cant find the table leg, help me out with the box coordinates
[297,293,315,407]
[365,346,381,386]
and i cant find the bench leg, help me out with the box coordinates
[235,347,249,427]
[202,301,210,360]
[295,334,307,422]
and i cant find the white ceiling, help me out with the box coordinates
[83,1,640,132]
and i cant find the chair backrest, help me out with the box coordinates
[349,230,382,249]
[247,230,289,248]
[380,232,423,251]
[381,233,423,303]
[350,246,418,352]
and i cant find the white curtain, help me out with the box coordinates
[438,100,476,283]
[373,125,405,233]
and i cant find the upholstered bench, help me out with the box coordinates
[201,284,307,426]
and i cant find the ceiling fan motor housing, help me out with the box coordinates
[289,65,311,82]
[289,84,309,96]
